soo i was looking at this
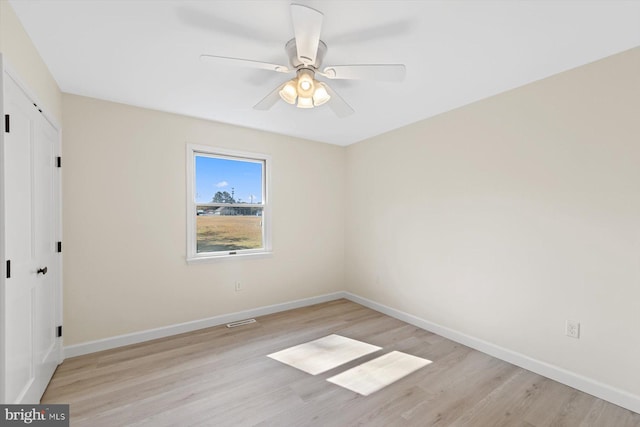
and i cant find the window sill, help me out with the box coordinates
[186,251,273,264]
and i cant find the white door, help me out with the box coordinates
[3,72,61,403]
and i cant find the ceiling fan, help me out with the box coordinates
[200,3,406,118]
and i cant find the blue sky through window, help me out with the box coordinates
[195,155,263,204]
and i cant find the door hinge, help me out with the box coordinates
[5,260,10,278]
[57,241,62,253]
[4,114,9,133]
[56,325,62,338]
[56,157,62,168]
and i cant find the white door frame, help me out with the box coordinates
[0,54,64,403]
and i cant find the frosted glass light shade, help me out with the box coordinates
[296,69,315,98]
[297,96,313,108]
[312,84,330,106]
[279,80,297,104]
[300,80,312,91]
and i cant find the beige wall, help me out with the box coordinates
[62,94,345,345]
[0,1,62,123]
[345,47,640,396]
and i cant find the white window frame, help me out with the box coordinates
[186,144,272,263]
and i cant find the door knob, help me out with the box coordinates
[37,267,48,275]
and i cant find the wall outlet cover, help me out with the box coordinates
[566,320,580,339]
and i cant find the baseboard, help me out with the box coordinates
[64,291,347,358]
[64,289,639,414]
[343,292,640,415]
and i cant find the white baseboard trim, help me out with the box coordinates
[63,290,639,414]
[343,292,640,415]
[64,291,347,358]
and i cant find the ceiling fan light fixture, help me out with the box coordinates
[297,96,314,108]
[279,80,298,104]
[312,83,330,106]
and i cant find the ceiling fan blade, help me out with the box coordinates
[321,83,354,118]
[321,64,406,82]
[200,55,292,73]
[254,83,286,111]
[291,4,323,65]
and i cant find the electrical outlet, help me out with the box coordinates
[234,281,242,292]
[566,320,580,339]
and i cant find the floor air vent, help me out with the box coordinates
[226,318,257,328]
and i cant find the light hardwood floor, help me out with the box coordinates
[42,299,640,426]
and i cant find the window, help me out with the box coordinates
[186,145,271,262]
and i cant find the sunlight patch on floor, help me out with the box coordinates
[267,334,381,375]
[327,350,432,396]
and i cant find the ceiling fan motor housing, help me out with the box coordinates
[285,39,327,69]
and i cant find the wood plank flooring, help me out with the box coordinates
[41,299,640,426]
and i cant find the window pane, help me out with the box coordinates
[195,154,264,253]
[196,207,263,253]
[195,155,263,204]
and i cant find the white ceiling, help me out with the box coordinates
[9,0,640,146]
